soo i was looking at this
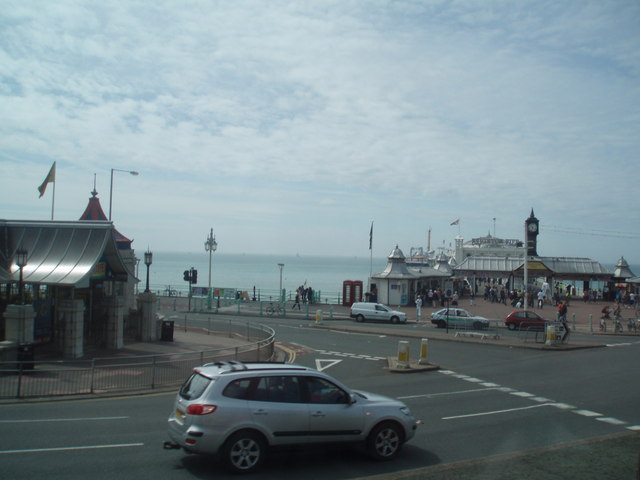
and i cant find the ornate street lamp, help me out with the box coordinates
[109,168,139,221]
[205,229,218,309]
[144,249,153,293]
[16,248,28,305]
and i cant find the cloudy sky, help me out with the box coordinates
[1,0,639,265]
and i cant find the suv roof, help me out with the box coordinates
[195,361,312,379]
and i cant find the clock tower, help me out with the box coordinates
[525,209,539,256]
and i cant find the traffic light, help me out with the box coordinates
[191,269,198,284]
[183,270,190,282]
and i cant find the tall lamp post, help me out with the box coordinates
[16,248,28,305]
[109,168,139,221]
[204,228,218,309]
[144,249,153,293]
[278,263,285,303]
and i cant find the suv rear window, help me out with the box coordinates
[179,372,212,400]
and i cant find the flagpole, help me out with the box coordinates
[51,176,56,220]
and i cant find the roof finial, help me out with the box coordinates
[91,173,98,197]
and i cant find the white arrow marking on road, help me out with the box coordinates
[315,359,342,372]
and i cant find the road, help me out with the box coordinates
[0,314,638,479]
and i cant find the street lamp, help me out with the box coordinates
[278,263,285,303]
[204,228,218,309]
[15,248,28,305]
[109,168,139,221]
[144,249,153,293]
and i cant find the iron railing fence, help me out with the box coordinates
[0,321,275,399]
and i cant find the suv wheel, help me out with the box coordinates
[356,314,365,322]
[366,422,403,460]
[222,431,266,473]
[390,316,399,324]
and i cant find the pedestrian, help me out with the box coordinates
[415,296,423,322]
[537,290,544,309]
[558,301,569,342]
[292,292,301,310]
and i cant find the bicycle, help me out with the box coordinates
[613,315,624,333]
[265,302,283,316]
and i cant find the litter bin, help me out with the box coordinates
[161,320,174,342]
[17,343,35,370]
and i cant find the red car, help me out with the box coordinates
[504,310,552,331]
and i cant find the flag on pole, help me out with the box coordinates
[38,161,56,198]
[450,218,459,226]
[369,221,373,250]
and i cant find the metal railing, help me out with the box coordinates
[0,321,275,399]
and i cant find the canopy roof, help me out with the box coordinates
[455,255,611,279]
[1,219,132,286]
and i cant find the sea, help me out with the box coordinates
[143,252,638,303]
[145,252,388,302]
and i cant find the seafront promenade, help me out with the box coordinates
[159,293,639,336]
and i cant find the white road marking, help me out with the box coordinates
[510,391,535,398]
[315,359,342,372]
[443,403,553,420]
[0,416,128,424]
[574,410,603,417]
[437,369,633,431]
[399,387,500,400]
[596,417,627,425]
[0,443,144,455]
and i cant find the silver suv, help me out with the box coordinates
[165,361,420,473]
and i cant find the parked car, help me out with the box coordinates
[166,361,420,473]
[350,302,407,324]
[431,308,490,330]
[504,310,551,331]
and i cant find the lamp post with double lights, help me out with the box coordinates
[16,248,28,305]
[109,168,139,221]
[204,229,218,309]
[144,249,153,293]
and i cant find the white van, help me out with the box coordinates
[349,302,407,324]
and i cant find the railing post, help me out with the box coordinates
[90,358,96,394]
[151,356,156,389]
[16,364,23,399]
[589,314,593,333]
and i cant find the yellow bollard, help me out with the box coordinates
[545,324,554,345]
[315,309,323,324]
[397,341,410,368]
[419,338,429,365]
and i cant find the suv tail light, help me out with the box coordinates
[186,404,217,415]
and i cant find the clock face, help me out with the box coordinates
[528,223,538,233]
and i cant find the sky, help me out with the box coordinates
[1,0,639,265]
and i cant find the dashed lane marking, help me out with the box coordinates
[436,370,634,432]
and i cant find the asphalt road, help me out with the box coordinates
[0,315,638,479]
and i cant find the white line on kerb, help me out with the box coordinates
[0,443,144,455]
[0,416,129,424]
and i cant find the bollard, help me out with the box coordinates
[419,338,429,365]
[589,314,593,333]
[315,309,323,325]
[572,313,576,330]
[545,324,554,345]
[397,341,410,368]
